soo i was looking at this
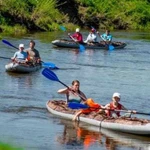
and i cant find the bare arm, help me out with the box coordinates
[103,103,110,109]
[57,88,68,94]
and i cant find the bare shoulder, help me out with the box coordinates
[24,48,30,52]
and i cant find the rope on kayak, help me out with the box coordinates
[99,118,106,131]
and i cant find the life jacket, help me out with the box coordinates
[107,102,122,117]
[27,52,31,61]
[81,98,101,114]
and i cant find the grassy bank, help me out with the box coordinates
[0,0,150,35]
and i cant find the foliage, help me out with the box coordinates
[77,0,150,30]
[0,24,27,35]
[0,0,67,33]
[0,142,23,150]
[31,0,67,30]
[1,0,150,35]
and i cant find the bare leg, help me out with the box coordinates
[72,110,82,121]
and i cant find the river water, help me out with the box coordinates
[0,30,150,150]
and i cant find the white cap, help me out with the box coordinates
[19,44,24,48]
[113,92,121,98]
[76,28,80,32]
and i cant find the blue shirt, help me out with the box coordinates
[101,33,112,41]
[12,51,28,60]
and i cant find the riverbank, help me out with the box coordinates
[0,0,150,35]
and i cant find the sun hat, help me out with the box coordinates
[76,28,80,32]
[112,92,121,98]
[19,44,24,48]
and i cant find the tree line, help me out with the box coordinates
[0,0,150,35]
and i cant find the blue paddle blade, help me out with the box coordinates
[60,26,66,31]
[2,39,18,50]
[109,45,115,51]
[79,44,86,51]
[42,68,59,81]
[68,102,88,109]
[42,62,59,69]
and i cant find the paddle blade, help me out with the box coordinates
[60,26,66,32]
[42,68,59,81]
[79,44,86,51]
[68,102,88,109]
[42,62,59,69]
[109,45,115,51]
[2,39,18,50]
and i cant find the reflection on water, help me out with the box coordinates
[56,119,150,150]
[6,72,33,89]
[57,120,102,150]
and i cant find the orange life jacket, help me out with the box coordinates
[81,98,101,114]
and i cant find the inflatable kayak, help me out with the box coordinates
[5,62,42,73]
[46,100,150,135]
[52,39,127,50]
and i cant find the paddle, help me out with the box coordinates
[2,39,59,69]
[41,61,59,69]
[69,35,86,52]
[0,56,11,60]
[68,102,150,116]
[60,25,66,32]
[2,39,18,50]
[42,68,150,115]
[68,102,88,109]
[42,68,86,100]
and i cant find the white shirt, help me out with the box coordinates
[84,33,97,43]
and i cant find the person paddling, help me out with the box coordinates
[68,28,84,44]
[100,30,112,45]
[104,92,136,118]
[84,28,97,45]
[57,80,87,104]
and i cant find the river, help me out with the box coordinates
[0,30,150,150]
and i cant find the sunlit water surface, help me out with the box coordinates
[0,30,150,150]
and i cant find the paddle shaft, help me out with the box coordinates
[69,35,80,45]
[91,107,150,116]
[69,102,150,115]
[2,40,19,50]
[113,109,150,116]
[58,79,87,101]
[97,32,114,50]
[0,56,10,60]
[97,32,108,44]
